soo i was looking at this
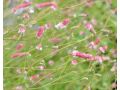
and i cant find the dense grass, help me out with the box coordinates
[4,0,117,90]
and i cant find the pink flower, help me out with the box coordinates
[36,2,58,10]
[94,56,103,63]
[99,45,108,53]
[22,13,30,19]
[85,22,96,34]
[72,50,93,59]
[36,26,45,39]
[16,43,24,51]
[38,65,45,70]
[79,31,85,35]
[55,18,70,29]
[48,60,54,66]
[71,60,78,65]
[48,37,62,44]
[11,52,30,58]
[36,44,42,51]
[44,23,52,30]
[71,50,104,63]
[30,74,39,81]
[12,2,32,13]
[18,24,26,34]
[89,38,100,49]
[86,0,94,7]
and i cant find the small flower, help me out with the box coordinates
[71,60,78,65]
[38,65,45,70]
[86,0,94,7]
[89,38,100,49]
[16,43,24,51]
[71,50,104,63]
[99,45,108,53]
[79,31,85,35]
[22,13,30,19]
[94,56,103,63]
[36,26,45,39]
[36,44,42,51]
[12,2,32,14]
[48,37,62,44]
[11,52,30,58]
[18,24,26,35]
[55,18,70,29]
[36,2,58,10]
[44,23,52,30]
[30,74,39,81]
[85,22,96,34]
[48,60,54,66]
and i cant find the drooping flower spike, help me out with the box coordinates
[36,26,45,39]
[71,50,104,63]
[11,52,30,58]
[48,37,62,44]
[16,43,24,51]
[12,2,32,13]
[55,18,70,29]
[85,22,96,34]
[36,2,58,10]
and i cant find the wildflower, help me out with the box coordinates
[55,18,70,29]
[36,44,42,51]
[71,60,78,65]
[99,45,108,53]
[11,52,30,58]
[38,65,45,70]
[18,24,26,35]
[79,31,85,35]
[48,37,62,44]
[22,13,30,19]
[85,22,96,34]
[89,38,100,49]
[44,23,52,30]
[12,2,32,14]
[86,0,94,7]
[48,60,54,66]
[72,50,93,59]
[36,2,58,10]
[94,56,103,63]
[30,74,39,81]
[16,43,24,51]
[36,26,45,39]
[71,50,104,63]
